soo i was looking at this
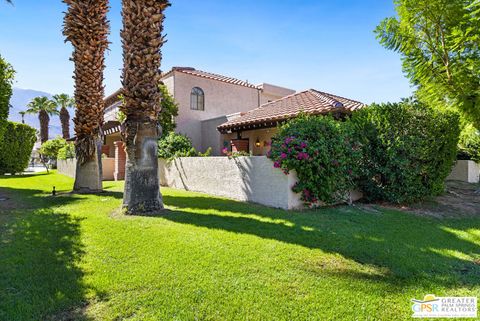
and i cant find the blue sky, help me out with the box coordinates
[0,0,412,104]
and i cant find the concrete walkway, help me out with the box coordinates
[23,165,48,174]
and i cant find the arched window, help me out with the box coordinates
[190,87,205,111]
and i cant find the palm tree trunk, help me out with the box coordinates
[59,106,70,139]
[64,0,109,193]
[121,0,169,214]
[39,110,49,144]
[123,121,162,213]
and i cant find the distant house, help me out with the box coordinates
[217,89,366,155]
[102,67,295,157]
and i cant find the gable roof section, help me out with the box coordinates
[217,89,366,133]
[164,67,258,89]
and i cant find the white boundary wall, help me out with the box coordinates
[447,160,480,183]
[159,156,303,210]
[57,158,116,181]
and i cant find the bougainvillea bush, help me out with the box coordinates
[351,101,460,204]
[268,115,361,205]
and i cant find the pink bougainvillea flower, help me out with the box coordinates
[280,152,287,159]
[297,152,310,160]
[273,161,281,168]
[300,142,307,149]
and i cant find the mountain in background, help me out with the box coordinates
[9,88,73,138]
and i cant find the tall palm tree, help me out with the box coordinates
[25,96,58,144]
[53,93,75,139]
[19,111,25,124]
[120,0,170,214]
[63,0,110,193]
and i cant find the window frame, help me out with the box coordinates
[190,87,205,111]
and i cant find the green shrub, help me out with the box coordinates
[268,115,362,205]
[39,137,68,160]
[58,143,75,160]
[458,124,480,163]
[352,101,460,204]
[0,122,36,174]
[157,132,211,159]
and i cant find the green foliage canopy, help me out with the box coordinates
[58,143,76,160]
[157,132,211,159]
[158,84,179,137]
[0,122,36,174]
[375,0,480,127]
[39,137,68,159]
[0,54,15,138]
[351,101,460,203]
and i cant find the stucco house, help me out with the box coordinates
[102,67,295,156]
[217,89,366,155]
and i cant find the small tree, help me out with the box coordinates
[375,0,480,128]
[158,84,178,137]
[39,137,68,160]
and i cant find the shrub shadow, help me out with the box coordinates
[0,187,104,321]
[162,194,480,288]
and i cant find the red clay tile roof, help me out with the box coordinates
[217,89,366,133]
[164,67,258,89]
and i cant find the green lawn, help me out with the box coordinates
[0,172,479,320]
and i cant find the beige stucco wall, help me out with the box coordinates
[447,160,480,183]
[259,83,296,105]
[105,133,122,158]
[171,72,261,152]
[57,158,117,181]
[159,156,303,210]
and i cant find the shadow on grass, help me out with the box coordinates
[162,194,480,288]
[0,172,51,180]
[0,187,108,321]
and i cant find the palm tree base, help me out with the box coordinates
[122,165,164,215]
[73,157,102,193]
[122,121,164,215]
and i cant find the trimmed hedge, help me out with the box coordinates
[269,115,362,205]
[0,122,37,174]
[351,102,460,204]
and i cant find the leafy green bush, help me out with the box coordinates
[0,54,15,141]
[269,115,362,205]
[157,132,211,159]
[58,143,75,160]
[39,137,68,159]
[458,124,480,163]
[0,122,36,174]
[352,101,460,204]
